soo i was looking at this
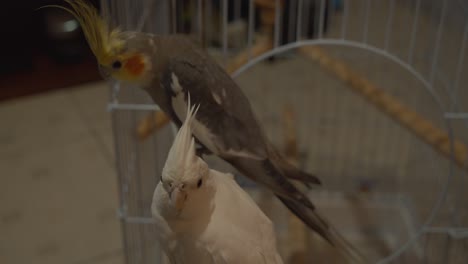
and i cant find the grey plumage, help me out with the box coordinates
[156,35,319,209]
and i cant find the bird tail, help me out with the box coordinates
[277,196,368,264]
[230,154,367,263]
[279,161,321,187]
[268,145,321,187]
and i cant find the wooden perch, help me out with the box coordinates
[283,104,300,165]
[281,105,308,263]
[299,46,468,170]
[136,111,172,140]
[136,38,273,141]
[225,37,273,73]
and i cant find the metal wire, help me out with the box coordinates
[222,0,228,62]
[341,0,349,39]
[108,83,131,264]
[235,0,241,21]
[231,45,452,255]
[248,0,255,60]
[408,0,421,64]
[197,0,202,42]
[453,20,468,99]
[288,0,296,43]
[444,113,468,119]
[296,0,303,41]
[381,123,455,264]
[274,0,282,48]
[136,0,154,31]
[363,0,370,43]
[205,0,212,45]
[318,0,326,39]
[384,0,395,50]
[302,0,311,40]
[233,39,443,100]
[125,87,144,262]
[100,0,110,23]
[429,0,448,85]
[171,0,176,33]
[121,0,129,29]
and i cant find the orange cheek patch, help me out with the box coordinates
[124,55,145,76]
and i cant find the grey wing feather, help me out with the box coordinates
[162,52,268,159]
[161,52,318,204]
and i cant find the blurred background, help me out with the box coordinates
[0,0,101,101]
[1,0,467,264]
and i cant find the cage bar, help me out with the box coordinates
[104,1,468,263]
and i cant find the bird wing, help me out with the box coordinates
[161,51,269,160]
[161,54,315,201]
[200,170,283,264]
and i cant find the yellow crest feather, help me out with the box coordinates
[42,0,124,64]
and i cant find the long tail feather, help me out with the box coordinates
[277,196,368,263]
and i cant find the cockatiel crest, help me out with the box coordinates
[44,0,152,83]
[162,96,207,184]
[159,96,209,213]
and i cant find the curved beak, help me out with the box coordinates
[169,185,187,211]
[98,65,112,80]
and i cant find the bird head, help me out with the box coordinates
[46,0,153,84]
[161,98,209,212]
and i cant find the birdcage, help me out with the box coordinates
[101,0,468,263]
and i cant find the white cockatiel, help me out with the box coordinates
[151,99,283,264]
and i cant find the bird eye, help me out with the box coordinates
[112,60,122,69]
[197,179,203,188]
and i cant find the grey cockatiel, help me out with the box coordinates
[56,1,365,262]
[151,100,283,264]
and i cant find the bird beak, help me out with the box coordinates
[98,65,111,80]
[169,185,187,211]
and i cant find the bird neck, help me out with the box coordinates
[140,36,174,112]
